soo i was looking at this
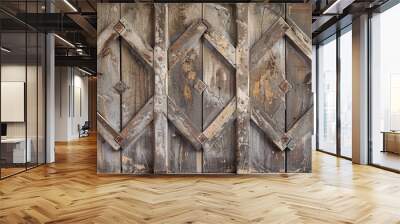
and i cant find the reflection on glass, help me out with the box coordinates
[1,32,27,177]
[340,28,352,158]
[318,36,337,154]
[371,4,400,171]
[38,33,46,165]
[27,31,38,169]
[0,1,47,179]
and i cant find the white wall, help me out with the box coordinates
[1,65,38,138]
[312,45,317,150]
[55,67,89,141]
[1,63,46,164]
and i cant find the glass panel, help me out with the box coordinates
[371,4,400,171]
[340,28,352,158]
[38,32,45,165]
[27,31,38,169]
[26,1,39,169]
[1,31,27,177]
[318,36,337,154]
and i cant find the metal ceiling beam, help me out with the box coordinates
[55,55,96,71]
[67,13,97,38]
[13,13,83,32]
[322,0,356,15]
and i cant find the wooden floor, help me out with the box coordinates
[1,135,400,224]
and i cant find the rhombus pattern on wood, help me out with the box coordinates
[97,3,312,174]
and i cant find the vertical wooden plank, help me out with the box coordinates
[120,3,154,174]
[236,4,251,174]
[202,3,236,173]
[167,3,203,173]
[154,4,169,174]
[97,3,121,174]
[285,3,313,172]
[249,4,286,173]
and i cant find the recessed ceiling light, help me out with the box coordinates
[323,0,355,15]
[1,47,11,53]
[78,67,93,76]
[54,34,75,48]
[63,0,78,12]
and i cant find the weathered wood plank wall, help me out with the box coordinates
[97,3,312,174]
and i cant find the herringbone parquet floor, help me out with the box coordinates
[1,135,400,224]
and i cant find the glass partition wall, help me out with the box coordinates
[316,26,353,159]
[370,3,400,171]
[339,26,352,159]
[317,35,337,155]
[0,1,46,179]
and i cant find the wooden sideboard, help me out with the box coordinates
[382,132,400,154]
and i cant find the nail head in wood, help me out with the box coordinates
[194,79,207,94]
[279,80,292,94]
[113,81,129,94]
[113,21,126,34]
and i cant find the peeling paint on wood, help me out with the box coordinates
[97,3,312,174]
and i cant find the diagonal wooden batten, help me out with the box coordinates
[250,17,289,70]
[167,97,203,151]
[168,20,208,70]
[202,97,237,141]
[117,17,154,68]
[286,106,314,150]
[119,97,154,149]
[251,104,288,151]
[97,23,119,57]
[285,17,312,61]
[97,112,122,151]
[203,30,236,68]
[202,98,237,152]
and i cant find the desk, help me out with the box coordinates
[382,131,400,154]
[1,138,31,164]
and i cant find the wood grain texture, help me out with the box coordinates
[285,4,313,173]
[202,3,236,173]
[3,136,400,223]
[97,112,121,150]
[119,97,154,149]
[120,3,154,174]
[167,97,202,151]
[248,4,286,173]
[117,16,154,69]
[250,17,288,70]
[168,19,207,70]
[97,3,121,173]
[97,3,312,174]
[167,4,203,173]
[203,30,236,68]
[97,22,119,57]
[251,104,288,151]
[235,4,251,174]
[285,17,312,61]
[154,4,169,174]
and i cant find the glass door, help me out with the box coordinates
[370,3,400,171]
[0,0,47,179]
[339,26,352,158]
[317,35,337,155]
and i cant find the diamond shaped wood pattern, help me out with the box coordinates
[113,81,129,94]
[96,3,312,174]
[194,79,207,94]
[279,80,292,94]
[113,21,126,34]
